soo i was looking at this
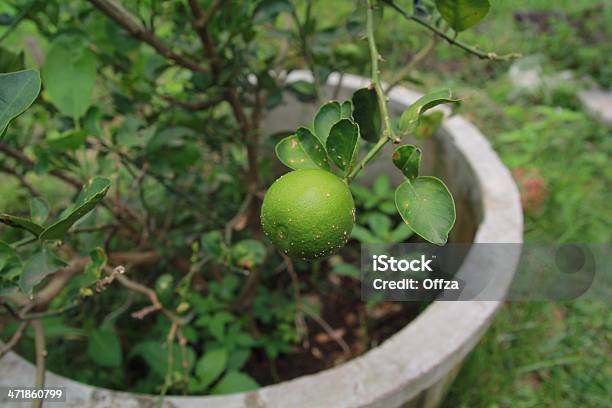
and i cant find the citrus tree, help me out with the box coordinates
[0,0,515,399]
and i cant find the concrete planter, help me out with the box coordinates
[0,72,523,407]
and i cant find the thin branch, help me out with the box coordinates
[199,0,222,30]
[0,321,29,358]
[224,193,253,243]
[12,251,161,310]
[301,303,350,355]
[383,0,521,61]
[32,319,46,408]
[0,163,39,196]
[88,0,208,72]
[186,0,250,137]
[291,1,322,102]
[157,321,177,405]
[281,254,309,346]
[161,94,224,111]
[385,34,438,95]
[366,0,397,143]
[0,143,82,189]
[0,142,143,240]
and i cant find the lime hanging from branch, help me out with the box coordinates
[261,169,356,260]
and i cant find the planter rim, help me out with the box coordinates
[0,72,523,408]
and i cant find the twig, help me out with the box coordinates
[102,291,134,327]
[332,72,345,101]
[0,321,29,358]
[157,321,177,407]
[96,265,126,293]
[0,142,143,240]
[291,1,322,102]
[281,254,309,347]
[200,0,222,29]
[176,328,189,389]
[19,301,82,321]
[224,193,253,243]
[31,319,46,408]
[161,94,224,111]
[88,0,208,72]
[0,163,39,196]
[72,224,118,234]
[116,273,191,325]
[0,143,82,189]
[301,303,350,355]
[383,0,521,61]
[7,251,161,310]
[116,274,162,311]
[385,34,438,95]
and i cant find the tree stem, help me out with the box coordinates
[32,319,45,408]
[366,0,396,143]
[346,0,397,183]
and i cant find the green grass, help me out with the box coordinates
[443,301,611,407]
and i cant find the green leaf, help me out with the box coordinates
[373,175,392,197]
[388,223,414,243]
[395,176,456,245]
[47,129,86,150]
[195,348,228,389]
[414,111,444,139]
[332,263,360,278]
[146,127,200,170]
[253,0,294,24]
[208,312,234,340]
[211,371,259,395]
[287,80,316,102]
[0,69,41,135]
[350,224,377,244]
[313,101,342,145]
[0,214,44,237]
[340,100,353,119]
[366,213,392,237]
[42,37,97,120]
[232,239,266,269]
[131,341,195,378]
[351,87,382,142]
[201,231,226,257]
[226,349,251,370]
[326,119,360,173]
[398,89,459,135]
[392,145,422,180]
[434,0,490,32]
[0,241,22,295]
[275,127,330,170]
[39,177,111,241]
[19,248,67,296]
[0,47,25,73]
[88,329,122,368]
[85,247,108,281]
[30,197,49,226]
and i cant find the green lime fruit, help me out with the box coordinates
[261,169,356,259]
